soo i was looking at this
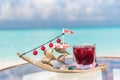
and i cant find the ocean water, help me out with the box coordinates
[0,27,120,60]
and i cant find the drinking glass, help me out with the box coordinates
[73,44,96,69]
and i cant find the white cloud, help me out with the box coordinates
[0,0,119,21]
[0,1,13,20]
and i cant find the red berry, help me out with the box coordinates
[56,38,61,43]
[41,45,46,51]
[49,42,53,48]
[33,50,38,55]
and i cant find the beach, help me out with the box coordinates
[0,59,27,71]
[0,28,120,71]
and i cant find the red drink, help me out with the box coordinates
[73,45,95,66]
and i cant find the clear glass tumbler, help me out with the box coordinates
[73,44,96,69]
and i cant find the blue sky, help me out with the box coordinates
[0,0,120,29]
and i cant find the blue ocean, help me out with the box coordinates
[0,27,120,60]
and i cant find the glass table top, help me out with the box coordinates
[0,57,120,80]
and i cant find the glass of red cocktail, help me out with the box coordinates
[73,44,96,69]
